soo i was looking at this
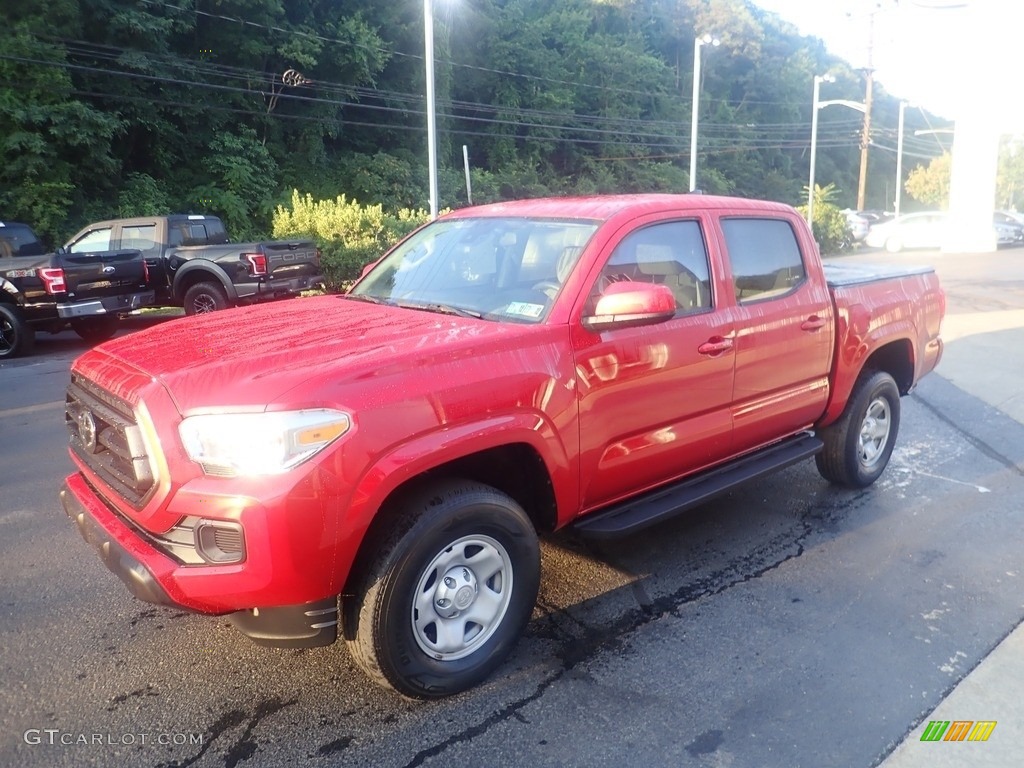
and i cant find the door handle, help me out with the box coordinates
[801,315,826,331]
[698,337,734,356]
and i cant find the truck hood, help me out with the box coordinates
[94,296,534,414]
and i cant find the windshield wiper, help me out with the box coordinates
[393,300,483,319]
[343,293,387,305]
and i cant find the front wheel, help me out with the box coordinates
[183,281,229,315]
[0,303,35,359]
[816,370,901,488]
[343,480,540,698]
[71,316,118,343]
[884,236,903,253]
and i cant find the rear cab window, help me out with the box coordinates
[720,218,807,303]
[169,218,229,246]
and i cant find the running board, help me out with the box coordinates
[572,433,823,540]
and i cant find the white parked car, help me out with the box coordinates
[865,212,949,252]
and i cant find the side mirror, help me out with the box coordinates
[583,282,676,332]
[55,245,67,255]
[360,258,381,278]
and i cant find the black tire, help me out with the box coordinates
[343,480,540,698]
[71,315,118,343]
[816,370,901,488]
[183,281,229,315]
[0,303,35,359]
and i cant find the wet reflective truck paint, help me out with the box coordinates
[60,193,944,697]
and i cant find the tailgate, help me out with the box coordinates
[262,241,321,279]
[61,249,148,298]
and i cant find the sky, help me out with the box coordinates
[749,0,1020,130]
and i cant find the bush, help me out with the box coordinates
[272,190,432,288]
[796,183,852,254]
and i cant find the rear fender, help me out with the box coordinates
[820,301,917,426]
[171,260,238,303]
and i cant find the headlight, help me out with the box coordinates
[178,409,351,476]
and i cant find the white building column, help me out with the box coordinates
[943,111,1000,254]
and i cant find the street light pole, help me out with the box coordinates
[424,0,439,220]
[689,34,719,192]
[807,74,835,228]
[895,100,907,218]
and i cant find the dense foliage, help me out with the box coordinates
[273,190,431,287]
[0,0,966,248]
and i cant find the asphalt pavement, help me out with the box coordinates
[875,294,1024,765]
[2,249,1022,767]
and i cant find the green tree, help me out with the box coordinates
[996,137,1024,211]
[905,152,951,209]
[0,15,117,241]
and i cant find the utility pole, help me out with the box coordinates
[856,5,879,211]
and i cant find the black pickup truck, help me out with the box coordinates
[1,221,152,359]
[64,215,324,315]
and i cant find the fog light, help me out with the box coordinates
[194,520,246,564]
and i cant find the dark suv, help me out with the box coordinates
[0,221,48,258]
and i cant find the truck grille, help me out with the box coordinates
[66,375,156,508]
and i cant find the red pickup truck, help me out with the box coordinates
[60,195,944,698]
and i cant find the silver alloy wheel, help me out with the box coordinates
[193,294,218,313]
[411,534,513,661]
[0,319,13,353]
[858,396,892,468]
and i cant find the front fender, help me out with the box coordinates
[333,412,577,590]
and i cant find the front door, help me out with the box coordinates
[573,216,736,512]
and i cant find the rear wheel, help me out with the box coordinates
[183,281,229,315]
[884,236,903,253]
[343,480,540,698]
[0,304,35,359]
[71,316,118,343]
[816,370,901,488]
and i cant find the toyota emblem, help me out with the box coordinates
[77,409,99,453]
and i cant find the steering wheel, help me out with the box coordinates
[531,280,561,299]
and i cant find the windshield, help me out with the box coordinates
[350,217,598,323]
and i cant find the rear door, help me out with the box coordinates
[116,220,168,289]
[718,215,834,450]
[64,225,147,299]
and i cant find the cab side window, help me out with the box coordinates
[68,228,112,254]
[120,224,157,254]
[721,218,806,303]
[591,221,712,314]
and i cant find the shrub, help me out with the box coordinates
[796,183,852,254]
[272,190,432,288]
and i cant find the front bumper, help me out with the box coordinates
[57,290,154,318]
[60,477,176,608]
[60,473,339,647]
